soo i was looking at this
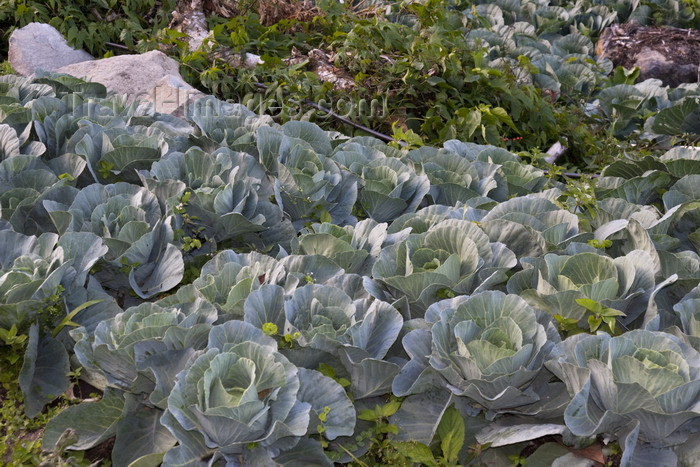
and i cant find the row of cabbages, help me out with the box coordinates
[39,251,700,467]
[1,74,700,466]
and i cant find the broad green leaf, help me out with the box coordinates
[43,387,125,450]
[437,405,465,462]
[394,441,436,465]
[19,323,70,417]
[560,253,617,285]
[0,123,20,159]
[282,121,332,155]
[651,98,700,135]
[476,423,567,447]
[390,388,453,444]
[127,452,165,467]
[338,348,400,399]
[297,368,356,440]
[113,395,177,467]
[160,410,215,466]
[271,437,333,467]
[243,284,286,332]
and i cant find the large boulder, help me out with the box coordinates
[56,50,205,116]
[8,22,94,76]
[8,23,205,116]
[57,50,182,98]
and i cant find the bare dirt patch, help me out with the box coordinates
[596,22,700,86]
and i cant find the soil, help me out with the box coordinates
[85,436,115,464]
[201,0,319,25]
[596,22,700,86]
[518,434,614,466]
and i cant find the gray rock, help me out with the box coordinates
[9,22,94,76]
[57,50,205,116]
[56,50,183,98]
[10,24,205,116]
[147,74,206,118]
[634,48,699,88]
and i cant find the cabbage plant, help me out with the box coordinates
[0,229,109,416]
[43,181,184,300]
[658,146,700,179]
[404,146,502,206]
[286,283,403,399]
[394,291,565,417]
[0,152,84,235]
[61,116,168,185]
[43,299,217,466]
[150,145,295,252]
[147,146,247,191]
[441,143,549,198]
[175,170,293,252]
[547,330,700,466]
[653,175,700,257]
[674,298,700,351]
[387,204,487,235]
[480,192,580,257]
[241,282,403,400]
[596,161,671,207]
[191,96,273,153]
[330,136,402,175]
[354,156,430,223]
[193,250,300,321]
[508,249,663,327]
[369,219,516,316]
[161,320,354,466]
[258,123,357,229]
[290,219,406,275]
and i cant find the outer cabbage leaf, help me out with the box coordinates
[258,125,357,229]
[193,250,290,320]
[190,96,273,152]
[291,219,395,275]
[507,250,663,326]
[282,284,403,398]
[481,193,579,256]
[357,156,429,223]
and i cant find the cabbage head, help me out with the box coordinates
[284,283,403,399]
[162,320,352,466]
[394,291,565,417]
[43,299,216,466]
[547,330,700,466]
[193,250,289,320]
[290,219,398,275]
[370,219,516,316]
[507,250,660,326]
[357,156,429,223]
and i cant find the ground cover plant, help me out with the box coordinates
[2,0,700,466]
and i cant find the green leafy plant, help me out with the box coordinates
[346,396,403,466]
[576,298,626,335]
[393,404,467,467]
